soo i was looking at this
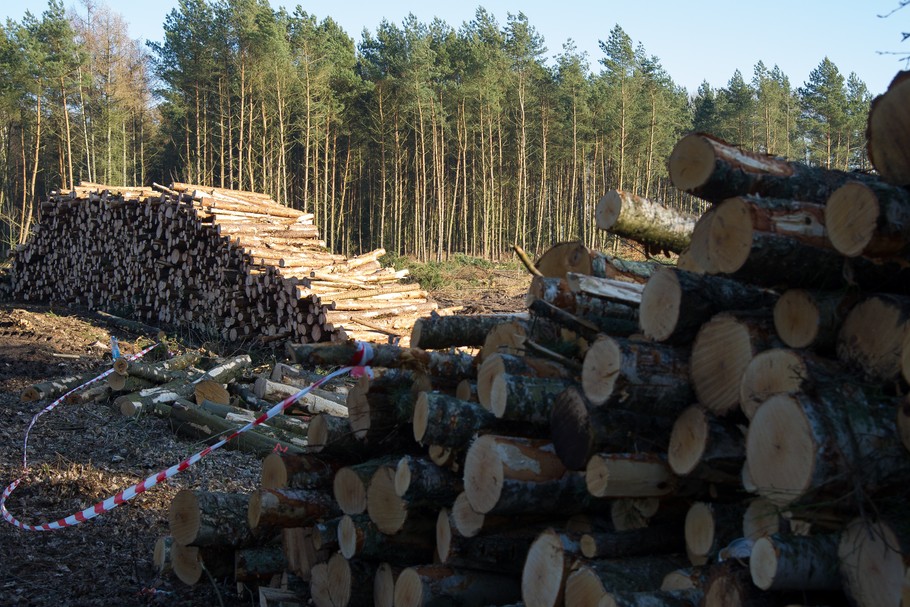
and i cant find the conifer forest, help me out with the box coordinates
[0,0,876,261]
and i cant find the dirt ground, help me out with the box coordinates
[0,274,529,606]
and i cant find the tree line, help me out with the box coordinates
[0,0,876,261]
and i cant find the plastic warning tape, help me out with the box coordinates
[2,342,373,531]
[22,343,161,469]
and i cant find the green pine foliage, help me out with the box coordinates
[0,2,877,263]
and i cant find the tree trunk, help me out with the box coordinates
[332,456,398,516]
[866,70,910,186]
[684,501,747,565]
[772,288,857,352]
[668,132,881,203]
[168,489,254,547]
[689,312,778,416]
[668,405,744,484]
[838,517,910,607]
[259,452,342,490]
[247,487,339,529]
[412,392,498,448]
[550,386,673,471]
[640,266,776,344]
[747,389,910,506]
[837,293,910,382]
[393,565,521,607]
[595,189,696,255]
[750,532,841,591]
[337,513,435,563]
[580,523,685,560]
[410,313,528,350]
[581,335,692,415]
[563,555,690,607]
[585,453,677,498]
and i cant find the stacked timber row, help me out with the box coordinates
[8,182,436,345]
[149,73,910,607]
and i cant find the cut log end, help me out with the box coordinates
[743,497,782,541]
[745,394,814,506]
[463,435,503,514]
[773,289,819,349]
[171,542,202,586]
[393,568,424,607]
[684,502,716,562]
[749,536,779,590]
[338,514,358,559]
[639,265,682,342]
[867,73,910,186]
[522,529,569,607]
[668,405,708,476]
[668,134,717,193]
[739,349,806,420]
[366,465,407,534]
[168,489,200,546]
[839,518,906,607]
[436,507,452,562]
[581,336,621,406]
[260,452,288,489]
[452,491,485,538]
[690,315,754,415]
[333,467,368,515]
[838,296,909,382]
[595,191,623,231]
[375,563,396,607]
[707,197,752,274]
[412,392,430,443]
[825,182,879,257]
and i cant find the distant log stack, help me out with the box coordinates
[143,76,910,607]
[8,182,436,345]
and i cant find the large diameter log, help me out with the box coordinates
[595,189,696,254]
[773,288,857,352]
[333,456,398,515]
[21,370,101,402]
[837,293,910,382]
[393,565,521,607]
[338,514,435,563]
[639,266,776,343]
[582,335,692,416]
[580,523,685,560]
[562,555,691,607]
[311,552,374,607]
[826,180,910,257]
[839,517,909,607]
[410,313,528,349]
[684,502,747,566]
[234,546,287,585]
[746,390,910,506]
[260,452,342,490]
[600,590,703,607]
[867,70,910,186]
[739,348,847,419]
[463,435,600,515]
[169,490,253,547]
[586,453,678,498]
[550,386,673,471]
[668,405,744,484]
[689,312,778,416]
[482,372,574,426]
[412,392,498,448]
[697,196,850,289]
[287,341,475,380]
[668,131,880,203]
[247,488,340,529]
[749,532,841,591]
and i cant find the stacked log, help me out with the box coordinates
[8,182,436,345]
[145,76,910,606]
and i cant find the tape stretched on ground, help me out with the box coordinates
[2,341,373,531]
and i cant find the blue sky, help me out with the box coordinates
[9,0,908,95]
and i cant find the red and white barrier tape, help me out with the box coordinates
[2,342,373,531]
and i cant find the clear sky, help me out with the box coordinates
[8,0,909,95]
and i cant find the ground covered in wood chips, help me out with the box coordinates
[0,271,529,606]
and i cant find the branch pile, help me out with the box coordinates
[8,182,436,345]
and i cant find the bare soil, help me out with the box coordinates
[0,277,530,606]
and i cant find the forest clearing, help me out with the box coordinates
[1,69,910,606]
[3,1,910,606]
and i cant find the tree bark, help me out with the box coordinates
[393,565,521,607]
[640,265,777,343]
[668,405,744,484]
[668,132,881,203]
[750,532,841,591]
[410,313,528,349]
[168,489,254,547]
[595,189,696,255]
[247,487,340,529]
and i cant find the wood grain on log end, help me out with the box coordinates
[839,518,906,607]
[581,336,620,406]
[640,265,681,342]
[745,394,813,506]
[451,491,484,538]
[825,182,880,257]
[739,349,804,420]
[668,134,717,193]
[168,489,200,546]
[690,314,754,415]
[332,466,368,515]
[837,295,910,382]
[867,71,910,186]
[374,562,396,607]
[366,464,407,534]
[706,197,752,274]
[171,542,202,586]
[565,567,605,607]
[522,529,570,607]
[742,497,782,541]
[668,406,709,476]
[773,289,819,349]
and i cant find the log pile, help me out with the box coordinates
[7,182,436,345]
[146,72,909,606]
